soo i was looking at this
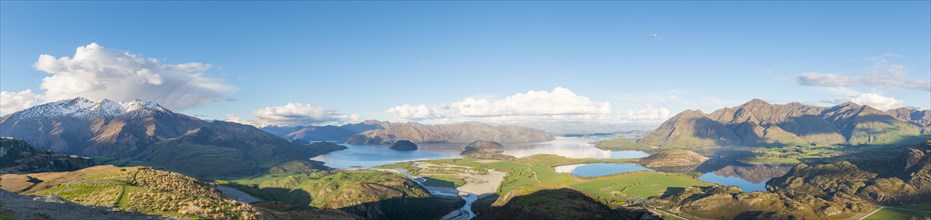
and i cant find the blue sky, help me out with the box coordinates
[1,1,929,130]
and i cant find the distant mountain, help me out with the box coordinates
[637,99,929,148]
[346,121,555,144]
[0,97,346,177]
[262,120,387,142]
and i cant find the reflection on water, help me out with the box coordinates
[312,136,649,168]
[689,149,793,192]
[698,164,792,192]
[311,143,463,168]
[554,163,653,177]
[503,136,649,159]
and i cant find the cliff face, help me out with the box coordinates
[346,122,554,144]
[638,99,928,148]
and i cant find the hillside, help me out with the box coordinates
[226,170,462,220]
[0,97,346,177]
[460,140,516,160]
[346,121,554,144]
[0,189,167,220]
[638,149,708,172]
[475,183,630,220]
[650,143,931,219]
[0,137,95,174]
[0,165,361,219]
[0,165,260,219]
[631,99,928,148]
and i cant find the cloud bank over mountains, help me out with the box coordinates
[0,43,236,114]
[227,102,361,127]
[796,54,928,111]
[386,87,671,125]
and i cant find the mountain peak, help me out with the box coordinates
[7,97,169,120]
[740,98,771,107]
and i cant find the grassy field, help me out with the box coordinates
[864,203,931,220]
[422,176,466,187]
[384,154,709,208]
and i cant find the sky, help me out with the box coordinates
[1,1,929,132]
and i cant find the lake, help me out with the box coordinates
[554,163,653,177]
[312,136,650,168]
[551,160,792,192]
[697,164,793,192]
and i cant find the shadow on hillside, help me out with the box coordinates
[472,188,656,220]
[775,115,844,137]
[243,184,463,220]
[337,195,463,220]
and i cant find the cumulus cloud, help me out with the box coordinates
[623,105,671,121]
[386,87,674,125]
[33,43,236,110]
[229,103,361,127]
[387,104,444,121]
[447,87,612,117]
[0,89,42,114]
[849,93,904,111]
[796,56,931,91]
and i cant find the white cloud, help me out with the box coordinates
[0,89,42,114]
[623,105,671,121]
[33,43,236,110]
[447,87,611,117]
[797,72,858,87]
[796,56,931,91]
[387,104,444,121]
[230,103,361,127]
[385,87,676,125]
[849,93,904,111]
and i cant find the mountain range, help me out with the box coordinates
[0,97,346,177]
[638,99,930,148]
[263,120,555,145]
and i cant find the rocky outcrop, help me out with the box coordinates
[649,185,869,219]
[460,140,515,160]
[346,121,554,144]
[390,140,418,151]
[0,137,95,174]
[638,99,927,148]
[0,97,347,177]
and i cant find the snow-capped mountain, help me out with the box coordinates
[6,97,170,120]
[0,97,345,177]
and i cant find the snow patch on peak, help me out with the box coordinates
[10,97,170,120]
